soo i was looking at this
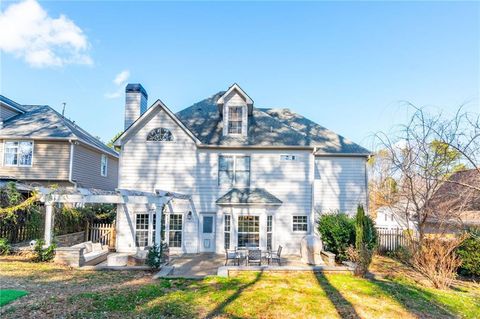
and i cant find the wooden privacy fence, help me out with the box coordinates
[0,224,42,244]
[376,227,409,252]
[86,222,116,249]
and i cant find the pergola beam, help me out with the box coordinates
[40,194,167,205]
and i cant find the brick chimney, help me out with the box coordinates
[124,83,148,130]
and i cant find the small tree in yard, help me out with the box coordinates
[146,242,169,269]
[348,205,377,277]
[374,104,479,288]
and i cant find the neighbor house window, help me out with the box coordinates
[169,214,183,248]
[101,154,108,176]
[293,216,308,232]
[4,141,33,166]
[224,215,231,250]
[218,155,250,186]
[238,216,259,248]
[147,128,174,141]
[267,215,273,250]
[228,106,243,134]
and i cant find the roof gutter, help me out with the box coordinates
[68,140,77,189]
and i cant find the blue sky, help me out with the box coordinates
[1,1,479,148]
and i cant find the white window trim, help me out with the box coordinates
[165,212,184,250]
[4,140,34,167]
[224,214,232,250]
[101,154,108,177]
[227,105,244,135]
[267,215,274,250]
[236,214,261,248]
[292,215,309,233]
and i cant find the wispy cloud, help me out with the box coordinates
[105,70,130,99]
[0,0,92,68]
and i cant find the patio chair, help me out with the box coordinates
[247,249,262,266]
[225,249,239,266]
[269,246,282,266]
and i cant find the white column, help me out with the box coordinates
[44,202,54,246]
[155,204,162,245]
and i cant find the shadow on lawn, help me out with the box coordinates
[315,273,361,319]
[205,271,263,318]
[368,277,455,318]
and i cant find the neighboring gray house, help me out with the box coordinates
[0,95,119,190]
[114,83,370,255]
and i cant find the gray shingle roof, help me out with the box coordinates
[176,92,370,154]
[0,99,118,157]
[216,188,283,206]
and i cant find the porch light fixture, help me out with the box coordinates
[187,211,193,220]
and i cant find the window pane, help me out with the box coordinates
[169,214,183,247]
[169,214,183,231]
[228,121,242,134]
[224,215,231,232]
[18,142,33,166]
[203,216,213,234]
[235,156,250,171]
[224,232,230,250]
[169,231,182,247]
[219,156,234,171]
[219,170,234,185]
[235,171,250,185]
[5,142,18,166]
[293,216,308,232]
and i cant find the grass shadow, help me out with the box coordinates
[315,273,361,319]
[205,271,264,318]
[369,277,456,318]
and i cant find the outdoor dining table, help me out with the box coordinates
[235,247,271,265]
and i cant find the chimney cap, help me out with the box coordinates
[125,83,148,98]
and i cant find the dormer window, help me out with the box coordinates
[228,106,243,134]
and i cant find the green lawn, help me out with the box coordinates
[0,290,28,307]
[1,256,479,318]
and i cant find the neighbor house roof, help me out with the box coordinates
[0,96,118,158]
[176,92,370,154]
[428,170,480,223]
[216,188,283,206]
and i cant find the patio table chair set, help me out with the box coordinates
[225,246,282,266]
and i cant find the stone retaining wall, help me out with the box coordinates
[55,231,85,247]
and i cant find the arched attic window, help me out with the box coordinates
[146,128,174,142]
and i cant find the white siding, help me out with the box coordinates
[117,105,368,255]
[313,156,367,215]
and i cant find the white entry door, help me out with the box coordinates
[200,214,216,252]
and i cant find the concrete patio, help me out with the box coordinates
[156,253,353,278]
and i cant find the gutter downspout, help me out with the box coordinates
[68,140,77,188]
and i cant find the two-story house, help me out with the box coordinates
[114,83,370,255]
[0,95,119,190]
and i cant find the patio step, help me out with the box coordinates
[153,266,174,279]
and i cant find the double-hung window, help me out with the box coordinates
[5,141,33,166]
[228,106,243,134]
[135,213,150,247]
[168,214,183,248]
[101,155,108,177]
[238,216,260,248]
[224,215,231,249]
[267,215,273,250]
[292,216,308,232]
[218,155,250,186]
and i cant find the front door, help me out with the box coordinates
[200,214,216,252]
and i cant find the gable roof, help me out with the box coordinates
[216,188,283,206]
[175,92,370,154]
[0,96,118,157]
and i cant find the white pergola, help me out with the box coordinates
[35,187,190,246]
